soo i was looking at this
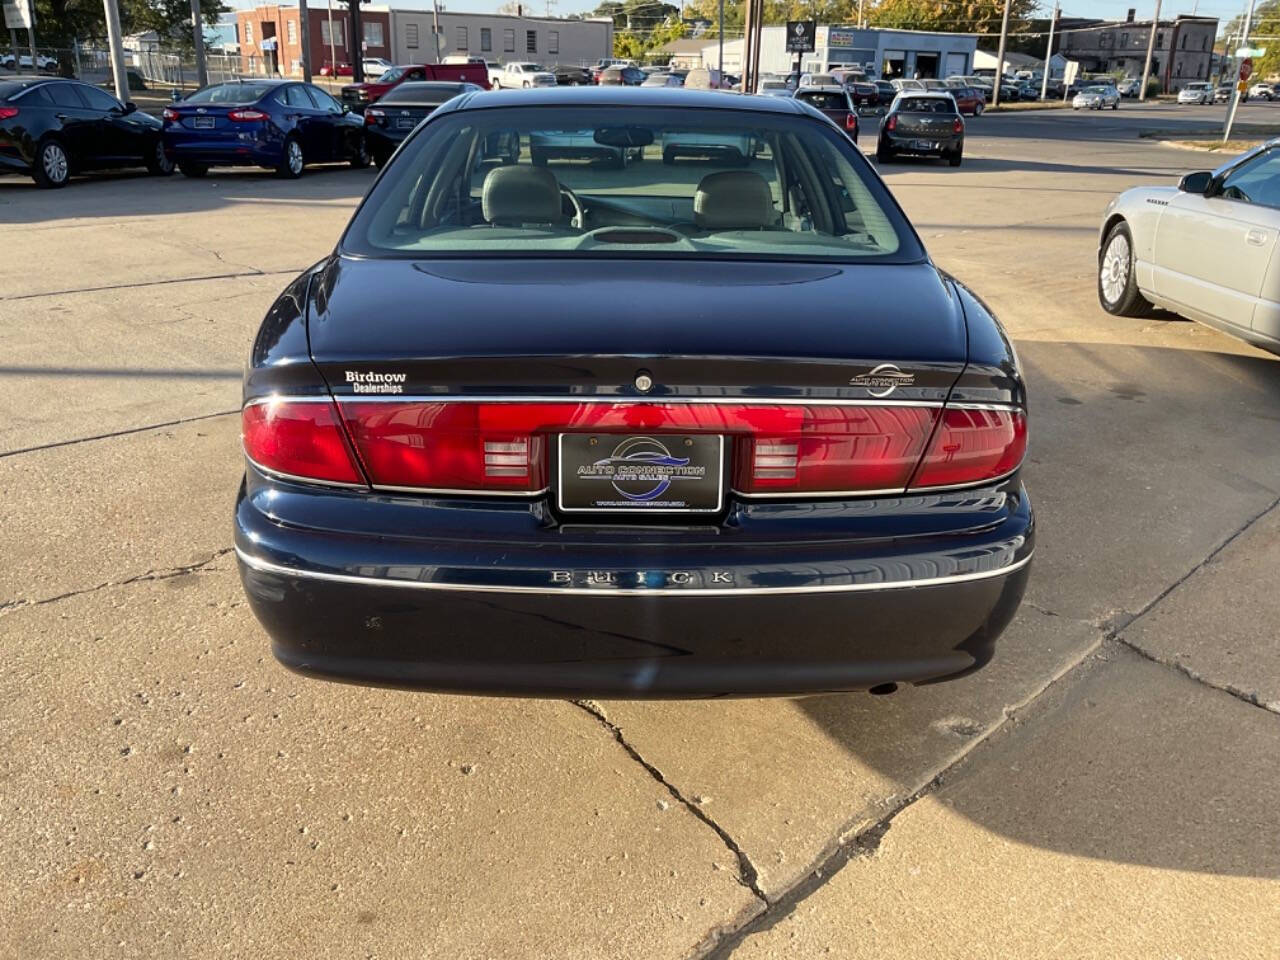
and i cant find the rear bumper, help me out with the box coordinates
[881,131,962,155]
[165,137,282,167]
[234,468,1034,698]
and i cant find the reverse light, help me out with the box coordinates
[161,107,179,121]
[228,108,269,122]
[242,399,364,486]
[952,117,964,134]
[364,107,385,126]
[886,115,897,132]
[845,112,857,131]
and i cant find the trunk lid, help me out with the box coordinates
[893,110,960,136]
[307,258,967,401]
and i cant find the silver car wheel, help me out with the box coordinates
[42,142,68,183]
[288,139,303,174]
[1101,232,1130,305]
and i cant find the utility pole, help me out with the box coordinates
[1139,0,1162,101]
[102,0,129,101]
[717,0,724,81]
[1040,0,1058,101]
[1225,0,1257,141]
[326,0,337,78]
[299,0,311,81]
[432,0,441,65]
[349,0,363,82]
[9,30,19,74]
[741,0,752,92]
[991,0,1011,107]
[25,0,35,69]
[189,0,208,86]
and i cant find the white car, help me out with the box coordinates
[494,62,556,89]
[1248,82,1275,101]
[1,53,57,71]
[1073,84,1120,110]
[362,57,393,77]
[1097,141,1280,355]
[1177,82,1214,105]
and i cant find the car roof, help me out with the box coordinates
[895,91,955,99]
[797,85,849,94]
[441,86,810,116]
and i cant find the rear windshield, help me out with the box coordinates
[797,91,847,110]
[342,106,916,263]
[897,97,955,113]
[186,82,274,103]
[381,83,463,104]
[378,67,407,83]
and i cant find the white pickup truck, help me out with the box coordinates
[493,62,556,89]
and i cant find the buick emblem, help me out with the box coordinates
[849,363,916,398]
[633,370,654,393]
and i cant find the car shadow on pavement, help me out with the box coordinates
[791,338,1280,880]
[0,164,376,226]
[880,155,1191,179]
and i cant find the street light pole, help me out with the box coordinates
[992,0,1011,107]
[299,0,312,82]
[1225,0,1257,141]
[718,0,724,80]
[1139,0,1162,102]
[189,0,208,87]
[101,0,129,101]
[1041,0,1058,101]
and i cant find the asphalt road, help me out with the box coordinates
[2,103,1279,958]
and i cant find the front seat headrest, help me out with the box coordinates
[693,170,775,230]
[482,165,563,225]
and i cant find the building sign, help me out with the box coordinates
[2,0,33,30]
[828,29,857,48]
[786,20,816,54]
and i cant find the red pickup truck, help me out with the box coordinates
[341,62,489,111]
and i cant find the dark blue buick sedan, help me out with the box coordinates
[235,88,1033,698]
[162,79,368,178]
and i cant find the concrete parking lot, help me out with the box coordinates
[2,102,1279,958]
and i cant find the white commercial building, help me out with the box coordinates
[703,25,978,80]
[388,9,613,67]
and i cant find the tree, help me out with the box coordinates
[1224,0,1280,82]
[867,0,1037,36]
[32,0,227,51]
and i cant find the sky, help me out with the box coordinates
[223,0,1254,31]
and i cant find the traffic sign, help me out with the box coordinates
[1240,57,1253,82]
[1236,46,1267,57]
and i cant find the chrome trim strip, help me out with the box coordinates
[372,483,550,497]
[946,402,1024,412]
[244,454,368,490]
[328,394,948,409]
[234,547,1033,597]
[913,467,1022,494]
[734,486,906,499]
[243,395,335,408]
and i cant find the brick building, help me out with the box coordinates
[1058,14,1218,91]
[236,4,393,76]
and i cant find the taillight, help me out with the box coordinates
[0,106,19,120]
[161,107,179,121]
[952,117,964,134]
[909,408,1027,489]
[886,115,897,131]
[364,108,384,126]
[228,108,268,122]
[242,399,364,486]
[845,112,857,131]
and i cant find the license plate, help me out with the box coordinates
[557,434,724,513]
[396,117,417,129]
[912,139,936,150]
[192,116,215,129]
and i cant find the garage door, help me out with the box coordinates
[945,52,968,77]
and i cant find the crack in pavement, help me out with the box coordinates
[0,409,237,459]
[0,548,234,616]
[1,268,303,302]
[1105,493,1280,716]
[572,699,768,907]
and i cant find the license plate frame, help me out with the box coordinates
[396,117,417,130]
[912,139,937,151]
[192,116,216,129]
[556,433,725,514]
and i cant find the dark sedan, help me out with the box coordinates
[878,92,964,166]
[793,86,859,142]
[0,77,172,188]
[363,81,482,166]
[235,88,1032,698]
[162,79,368,178]
[598,65,645,86]
[553,64,593,86]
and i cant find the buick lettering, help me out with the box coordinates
[235,88,1034,698]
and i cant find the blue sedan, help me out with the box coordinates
[162,79,369,178]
